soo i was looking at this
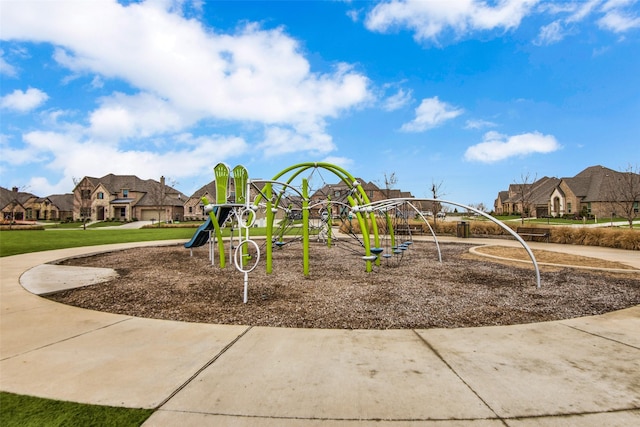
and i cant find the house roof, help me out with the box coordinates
[77,174,186,207]
[47,194,74,211]
[561,165,624,202]
[0,186,36,210]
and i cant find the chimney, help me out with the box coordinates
[12,187,18,192]
[160,176,165,187]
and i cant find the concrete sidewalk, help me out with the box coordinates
[1,239,639,426]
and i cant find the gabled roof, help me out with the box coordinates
[0,186,36,209]
[77,174,186,206]
[47,194,74,211]
[561,165,624,202]
[189,181,218,200]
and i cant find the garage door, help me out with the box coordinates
[140,209,158,221]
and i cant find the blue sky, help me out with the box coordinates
[1,0,639,209]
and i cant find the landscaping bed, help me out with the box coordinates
[49,242,640,329]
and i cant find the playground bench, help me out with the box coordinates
[516,227,550,243]
[395,225,424,235]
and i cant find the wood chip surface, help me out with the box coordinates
[49,242,640,329]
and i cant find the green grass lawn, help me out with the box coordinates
[0,392,153,427]
[0,228,197,257]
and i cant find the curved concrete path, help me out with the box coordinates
[1,239,639,426]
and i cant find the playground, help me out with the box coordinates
[46,162,640,329]
[49,240,639,329]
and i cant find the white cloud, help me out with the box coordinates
[382,88,412,111]
[464,131,560,163]
[534,20,566,45]
[365,0,538,43]
[464,119,497,130]
[537,0,640,40]
[0,49,17,77]
[1,0,370,155]
[598,8,640,32]
[259,126,335,157]
[320,156,354,170]
[0,87,48,112]
[400,97,463,132]
[15,129,249,195]
[88,92,190,141]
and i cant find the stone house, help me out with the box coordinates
[494,165,640,219]
[183,180,267,221]
[494,177,560,217]
[72,174,186,222]
[309,179,421,218]
[1,186,74,222]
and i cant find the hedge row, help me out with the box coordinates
[339,219,640,251]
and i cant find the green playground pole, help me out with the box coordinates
[348,195,373,272]
[265,183,273,274]
[386,211,395,249]
[302,178,310,276]
[202,196,226,268]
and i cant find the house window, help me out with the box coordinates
[81,189,91,199]
[97,192,104,200]
[188,206,193,213]
[26,208,32,219]
[80,207,91,218]
[634,201,639,214]
[567,203,572,213]
[123,189,129,198]
[587,202,592,214]
[334,190,340,197]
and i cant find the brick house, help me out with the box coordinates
[183,180,267,221]
[1,186,74,222]
[494,177,560,217]
[72,174,186,222]
[494,165,640,219]
[309,179,422,218]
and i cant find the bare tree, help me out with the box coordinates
[148,176,179,227]
[513,172,537,225]
[606,164,640,228]
[429,180,445,224]
[72,176,92,230]
[383,172,397,199]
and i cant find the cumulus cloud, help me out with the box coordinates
[16,129,248,189]
[365,0,538,43]
[464,131,560,163]
[0,87,48,112]
[0,0,372,193]
[1,0,370,151]
[400,97,463,132]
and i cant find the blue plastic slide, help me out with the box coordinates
[184,216,214,248]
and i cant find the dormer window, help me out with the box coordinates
[123,189,129,197]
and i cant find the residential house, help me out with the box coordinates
[494,177,560,217]
[1,186,74,222]
[309,179,421,218]
[72,174,186,222]
[184,178,270,221]
[1,186,35,222]
[550,165,639,218]
[494,165,640,219]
